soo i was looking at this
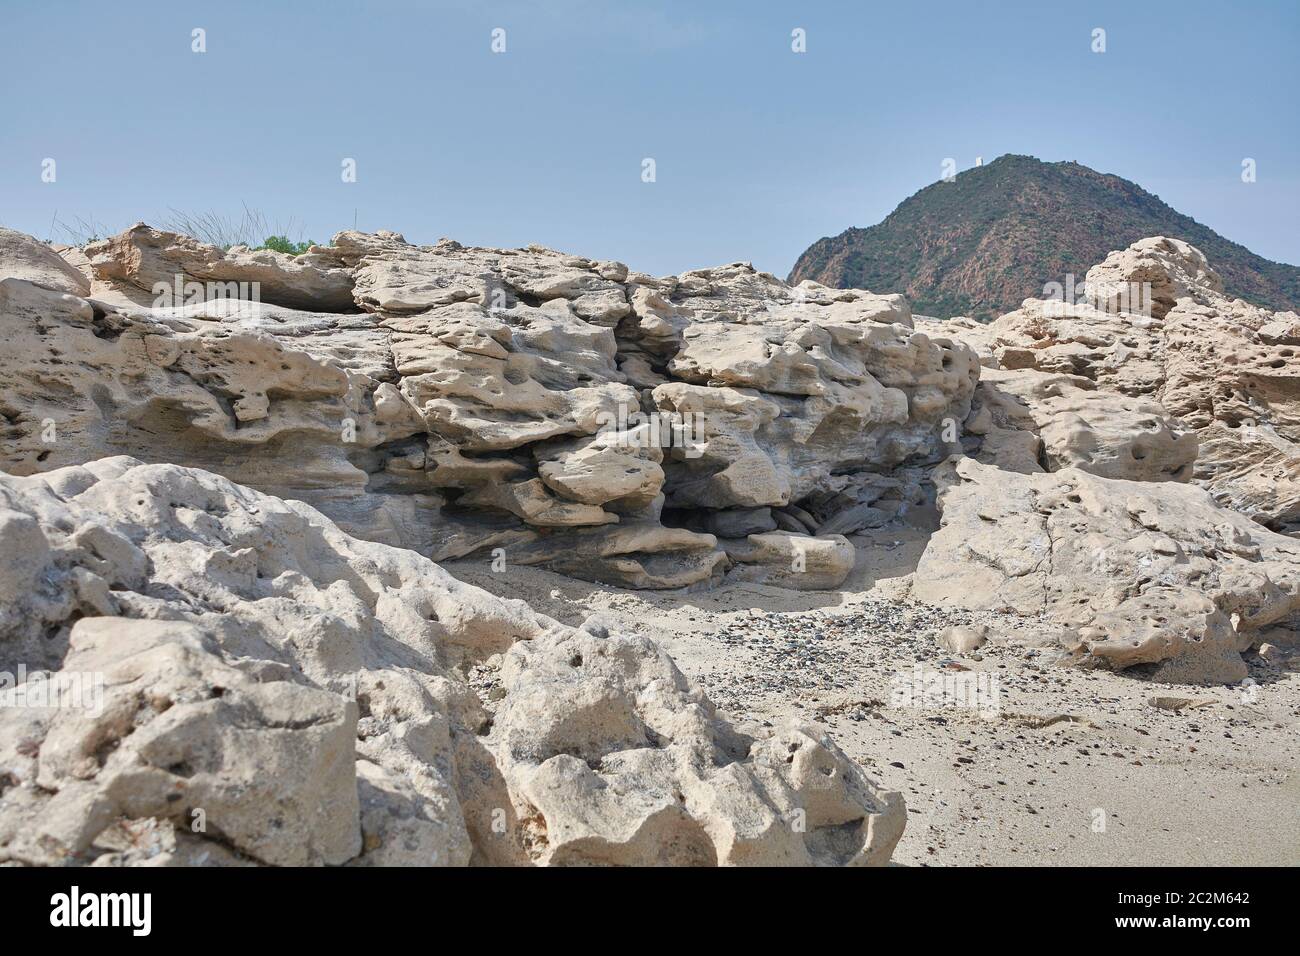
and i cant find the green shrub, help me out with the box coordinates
[255,235,318,256]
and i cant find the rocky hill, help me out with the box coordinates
[790,155,1300,320]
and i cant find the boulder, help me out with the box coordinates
[469,624,905,865]
[913,458,1300,682]
[0,227,91,296]
[723,531,856,590]
[936,625,989,655]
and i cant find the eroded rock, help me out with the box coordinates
[723,531,856,590]
[2,224,977,590]
[914,457,1300,682]
[0,459,904,866]
[83,223,356,312]
[969,237,1300,530]
[467,624,905,865]
[0,227,91,296]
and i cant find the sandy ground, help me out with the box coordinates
[446,521,1300,867]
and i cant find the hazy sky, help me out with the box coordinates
[2,0,1296,277]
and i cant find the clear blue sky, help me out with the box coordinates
[2,0,1296,276]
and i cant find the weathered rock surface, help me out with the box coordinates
[914,458,1300,682]
[722,531,856,590]
[10,216,1300,872]
[83,223,356,312]
[971,367,1198,480]
[5,225,1294,695]
[0,459,904,866]
[936,625,989,655]
[4,618,362,866]
[2,224,977,590]
[468,622,904,865]
[0,227,90,297]
[972,237,1300,530]
[908,239,1300,682]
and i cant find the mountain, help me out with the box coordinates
[789,154,1300,320]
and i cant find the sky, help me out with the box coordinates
[1,0,1297,277]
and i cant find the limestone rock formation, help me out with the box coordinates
[0,459,905,866]
[5,223,1294,694]
[468,623,904,865]
[971,237,1300,530]
[1,224,977,590]
[910,239,1300,681]
[10,215,1300,870]
[0,227,90,297]
[83,223,356,312]
[914,457,1300,682]
[722,531,856,590]
[971,367,1198,480]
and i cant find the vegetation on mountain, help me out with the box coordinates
[790,155,1300,320]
